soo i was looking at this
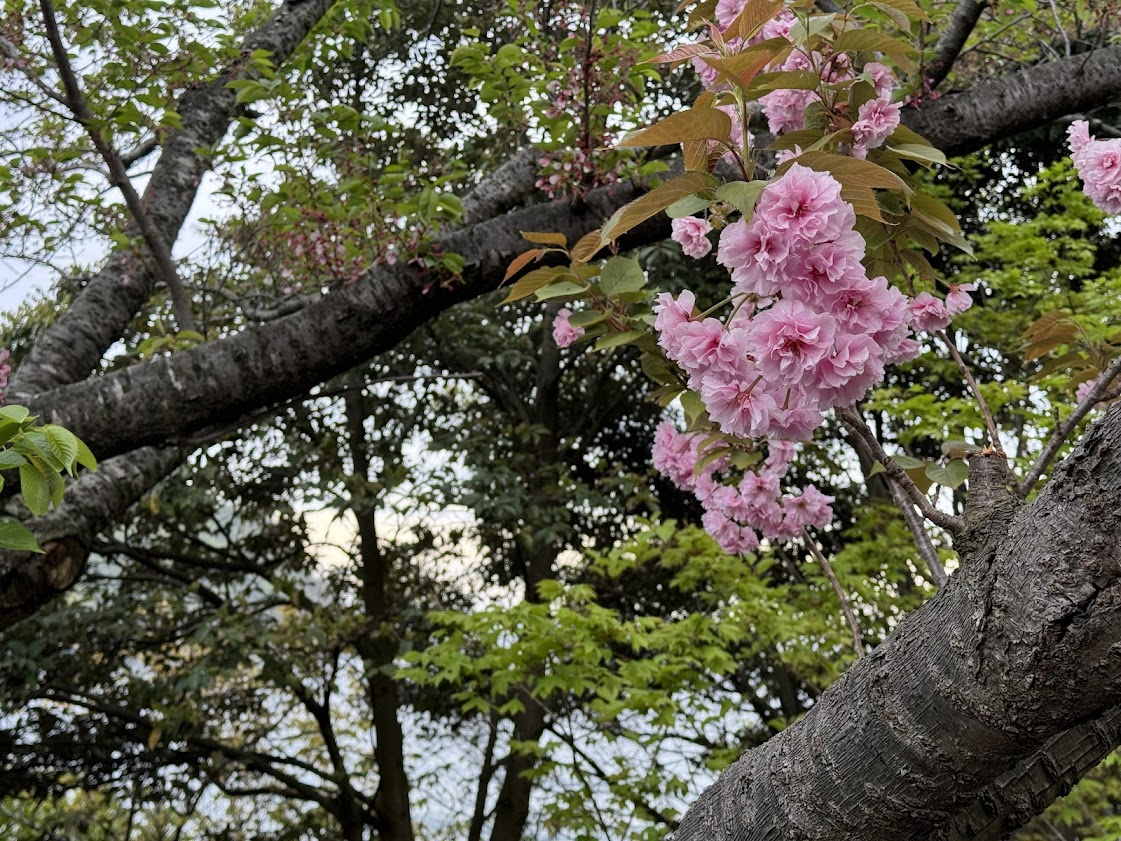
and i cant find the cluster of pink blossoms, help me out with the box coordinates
[653,420,833,553]
[1068,120,1121,215]
[651,165,979,551]
[660,164,926,444]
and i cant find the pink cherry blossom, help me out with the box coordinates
[782,484,835,530]
[851,97,902,159]
[755,164,854,244]
[1076,377,1099,404]
[702,509,760,554]
[864,61,895,99]
[653,290,696,333]
[700,370,778,438]
[748,299,836,384]
[1068,120,1121,214]
[812,334,885,407]
[761,87,818,135]
[945,282,977,315]
[908,292,951,333]
[718,219,790,298]
[672,216,714,259]
[552,308,584,347]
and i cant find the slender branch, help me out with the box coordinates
[923,0,990,90]
[838,406,964,534]
[0,35,68,105]
[936,330,1002,452]
[886,475,948,588]
[119,134,161,168]
[38,0,197,333]
[805,530,864,659]
[1015,354,1121,496]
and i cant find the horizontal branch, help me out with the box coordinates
[903,45,1121,157]
[27,180,650,461]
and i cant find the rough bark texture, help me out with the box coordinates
[905,45,1121,157]
[671,403,1121,840]
[9,0,337,399]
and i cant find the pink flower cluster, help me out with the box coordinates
[689,4,902,159]
[656,165,921,445]
[1068,120,1121,215]
[653,420,834,553]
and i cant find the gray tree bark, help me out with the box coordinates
[670,429,1121,839]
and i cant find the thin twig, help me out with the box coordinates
[886,476,948,587]
[39,0,197,332]
[838,406,964,534]
[1048,0,1071,57]
[0,34,68,105]
[1016,354,1121,496]
[805,530,864,659]
[937,330,1002,452]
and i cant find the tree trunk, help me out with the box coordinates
[672,413,1121,840]
[344,380,414,841]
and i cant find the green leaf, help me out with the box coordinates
[535,281,588,301]
[599,257,645,296]
[44,426,79,470]
[594,330,646,350]
[19,465,51,516]
[74,438,96,471]
[0,521,43,553]
[925,459,969,488]
[715,180,768,219]
[887,143,947,167]
[833,29,917,71]
[0,449,27,470]
[666,195,712,218]
[868,461,886,478]
[0,405,30,424]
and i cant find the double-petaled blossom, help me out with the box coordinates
[552,308,584,347]
[945,282,977,315]
[672,216,714,259]
[1068,120,1121,215]
[907,292,952,333]
[851,97,902,159]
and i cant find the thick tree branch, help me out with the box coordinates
[10,0,338,398]
[27,180,651,461]
[0,446,181,628]
[922,0,991,90]
[672,400,1121,840]
[903,45,1121,158]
